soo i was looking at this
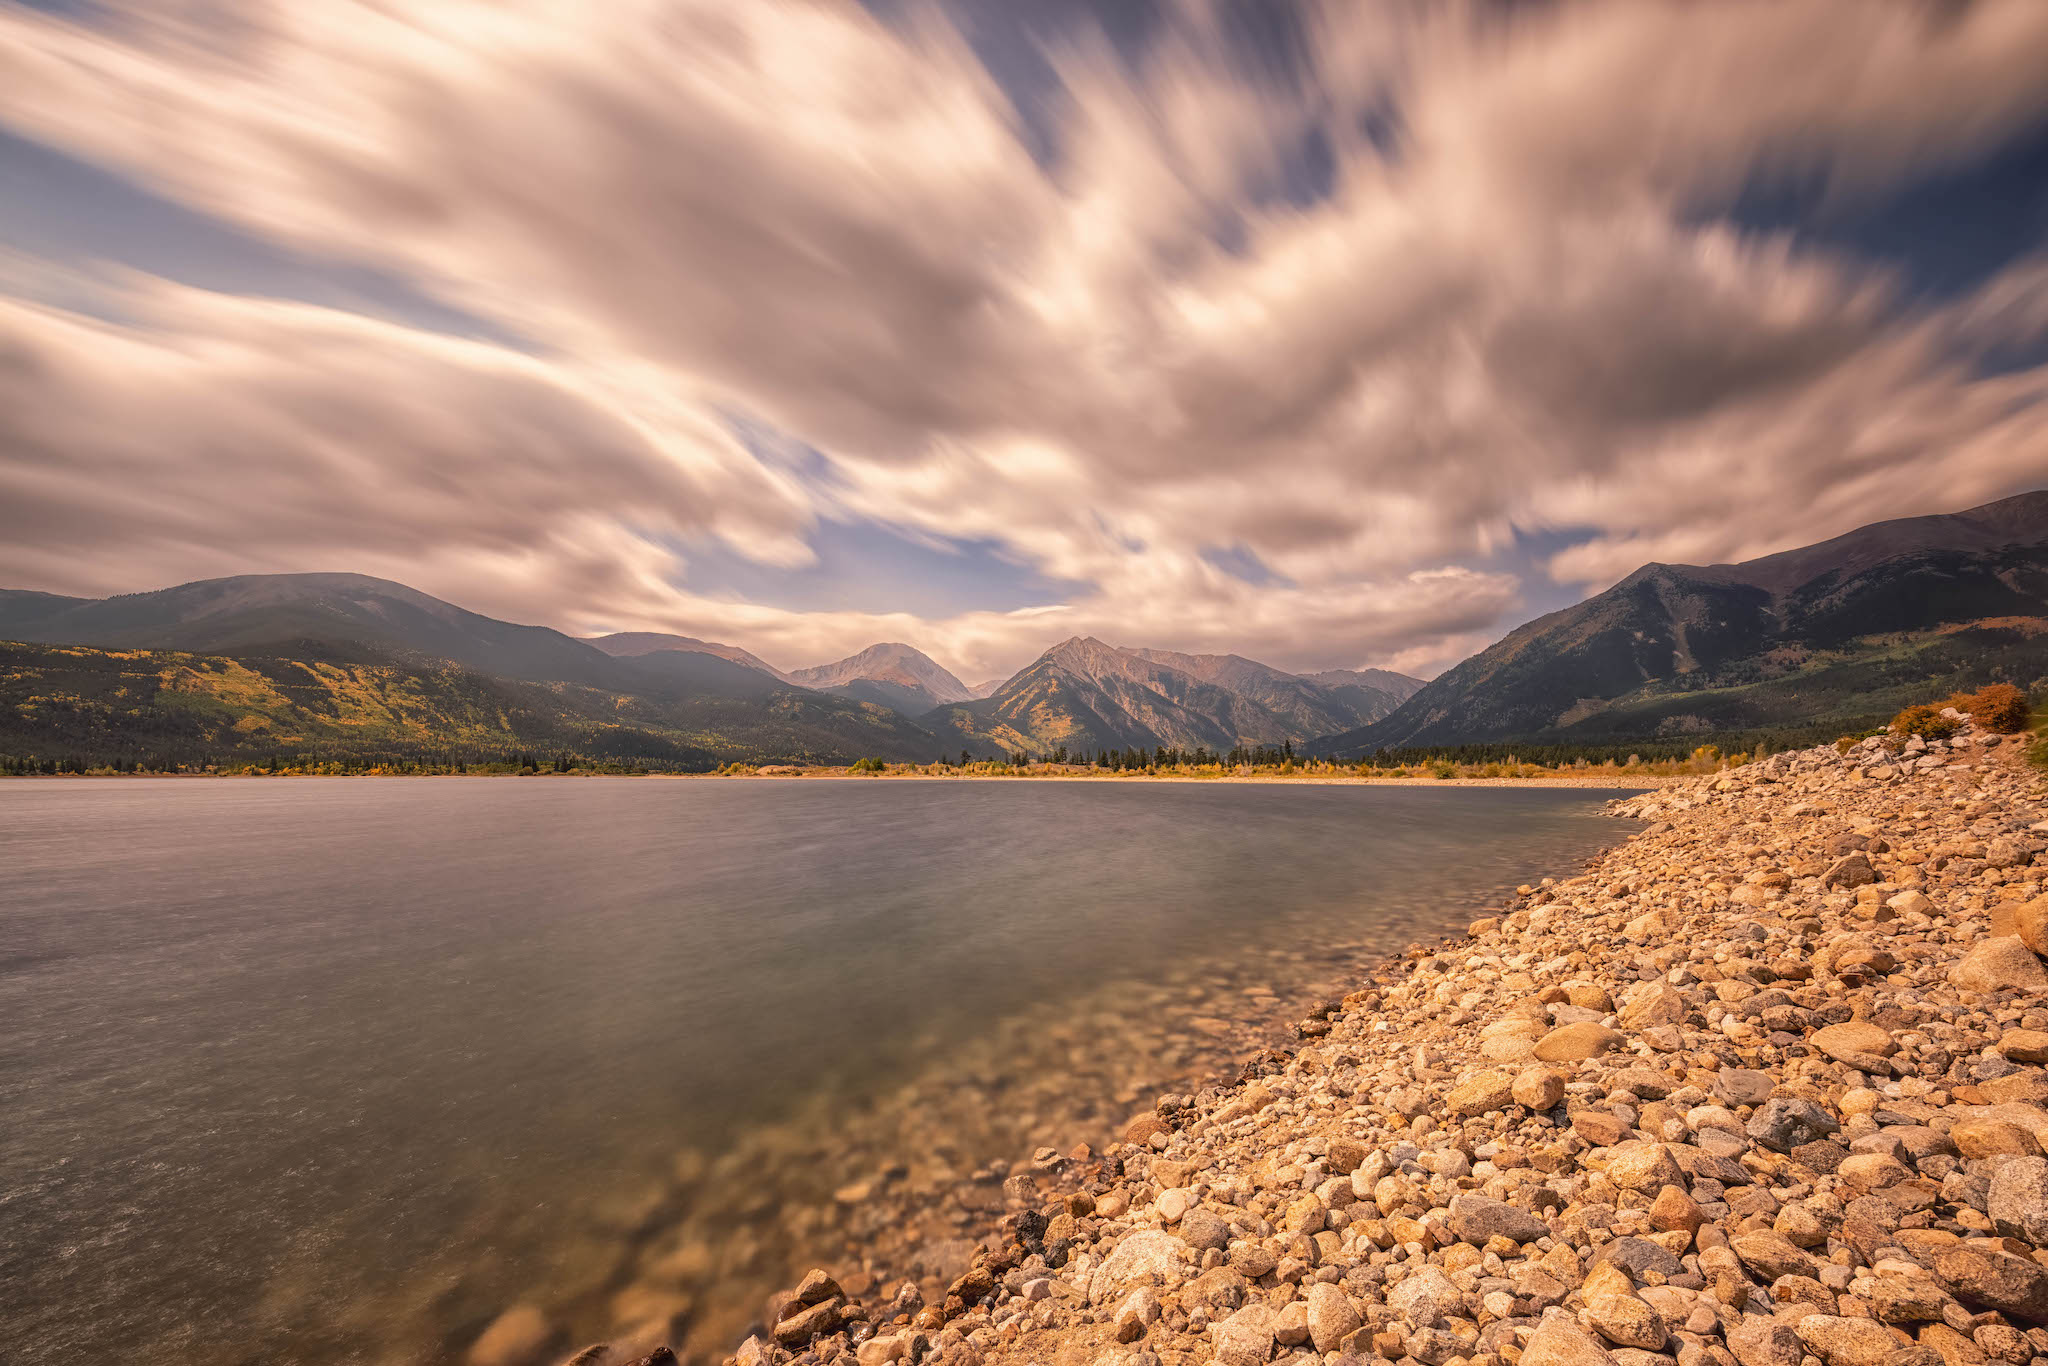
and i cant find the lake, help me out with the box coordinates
[0,777,1636,1365]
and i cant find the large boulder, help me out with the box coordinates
[1618,980,1686,1029]
[1212,1302,1276,1366]
[1303,1283,1361,1353]
[1534,1022,1623,1062]
[1988,1155,2048,1242]
[1520,1310,1618,1366]
[1726,1316,1804,1366]
[1089,1230,1182,1304]
[1793,1315,1904,1366]
[1446,1069,1517,1115]
[2017,893,2048,956]
[1949,937,2048,994]
[1449,1193,1549,1245]
[1933,1247,2048,1324]
[1810,1021,1897,1072]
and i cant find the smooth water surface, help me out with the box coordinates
[0,777,1635,1365]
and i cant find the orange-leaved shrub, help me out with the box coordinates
[1944,683,2030,734]
[1889,703,1960,741]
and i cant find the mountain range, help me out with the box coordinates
[5,489,2046,769]
[0,576,1422,768]
[1311,489,2048,756]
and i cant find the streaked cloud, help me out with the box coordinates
[0,0,2046,679]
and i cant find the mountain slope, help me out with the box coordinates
[1312,490,2048,755]
[0,575,940,765]
[0,640,942,769]
[586,631,798,685]
[789,643,975,716]
[924,637,1422,755]
[0,573,633,687]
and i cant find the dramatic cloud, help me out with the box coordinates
[1,0,2046,679]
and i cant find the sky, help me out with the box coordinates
[1,1,2047,682]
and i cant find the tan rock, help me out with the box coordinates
[1605,1142,1685,1192]
[1572,1109,1631,1146]
[1979,1070,2048,1105]
[1933,1247,2048,1323]
[2015,893,2048,957]
[1647,1184,1703,1237]
[1522,1309,1619,1366]
[1513,1067,1568,1110]
[1535,1022,1623,1062]
[1794,1314,1906,1366]
[1447,1069,1518,1116]
[1304,1282,1362,1353]
[1618,980,1686,1030]
[1950,1118,2042,1159]
[1584,1295,1666,1350]
[1949,938,2048,995]
[1566,984,1615,1012]
[1838,1152,1914,1190]
[1915,1322,1990,1366]
[1580,1261,1636,1301]
[1810,1021,1897,1071]
[1998,1028,2048,1064]
[1624,907,1677,942]
[1727,1316,1805,1366]
[1730,1231,1820,1282]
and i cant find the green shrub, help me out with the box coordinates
[1428,759,1456,780]
[847,756,886,773]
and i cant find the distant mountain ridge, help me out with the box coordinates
[1311,489,2048,755]
[586,631,800,685]
[789,642,975,716]
[924,636,1421,755]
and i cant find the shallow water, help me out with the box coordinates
[0,777,1636,1365]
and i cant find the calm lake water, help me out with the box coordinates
[0,778,1636,1366]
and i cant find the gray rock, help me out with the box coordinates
[1089,1230,1182,1304]
[1213,1302,1276,1366]
[1747,1097,1840,1153]
[1448,1193,1549,1245]
[1178,1208,1231,1252]
[1595,1236,1685,1281]
[1713,1068,1776,1108]
[1988,1155,2048,1243]
[1726,1316,1804,1366]
[1389,1265,1461,1326]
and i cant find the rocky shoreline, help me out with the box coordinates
[522,710,2048,1366]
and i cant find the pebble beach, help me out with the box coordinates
[489,712,2048,1366]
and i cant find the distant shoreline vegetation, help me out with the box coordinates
[8,685,2035,780]
[0,735,1923,780]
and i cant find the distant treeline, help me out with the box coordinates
[0,747,691,777]
[1350,723,1864,769]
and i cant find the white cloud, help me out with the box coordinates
[1,0,2047,682]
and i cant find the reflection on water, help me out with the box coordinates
[0,778,1634,1365]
